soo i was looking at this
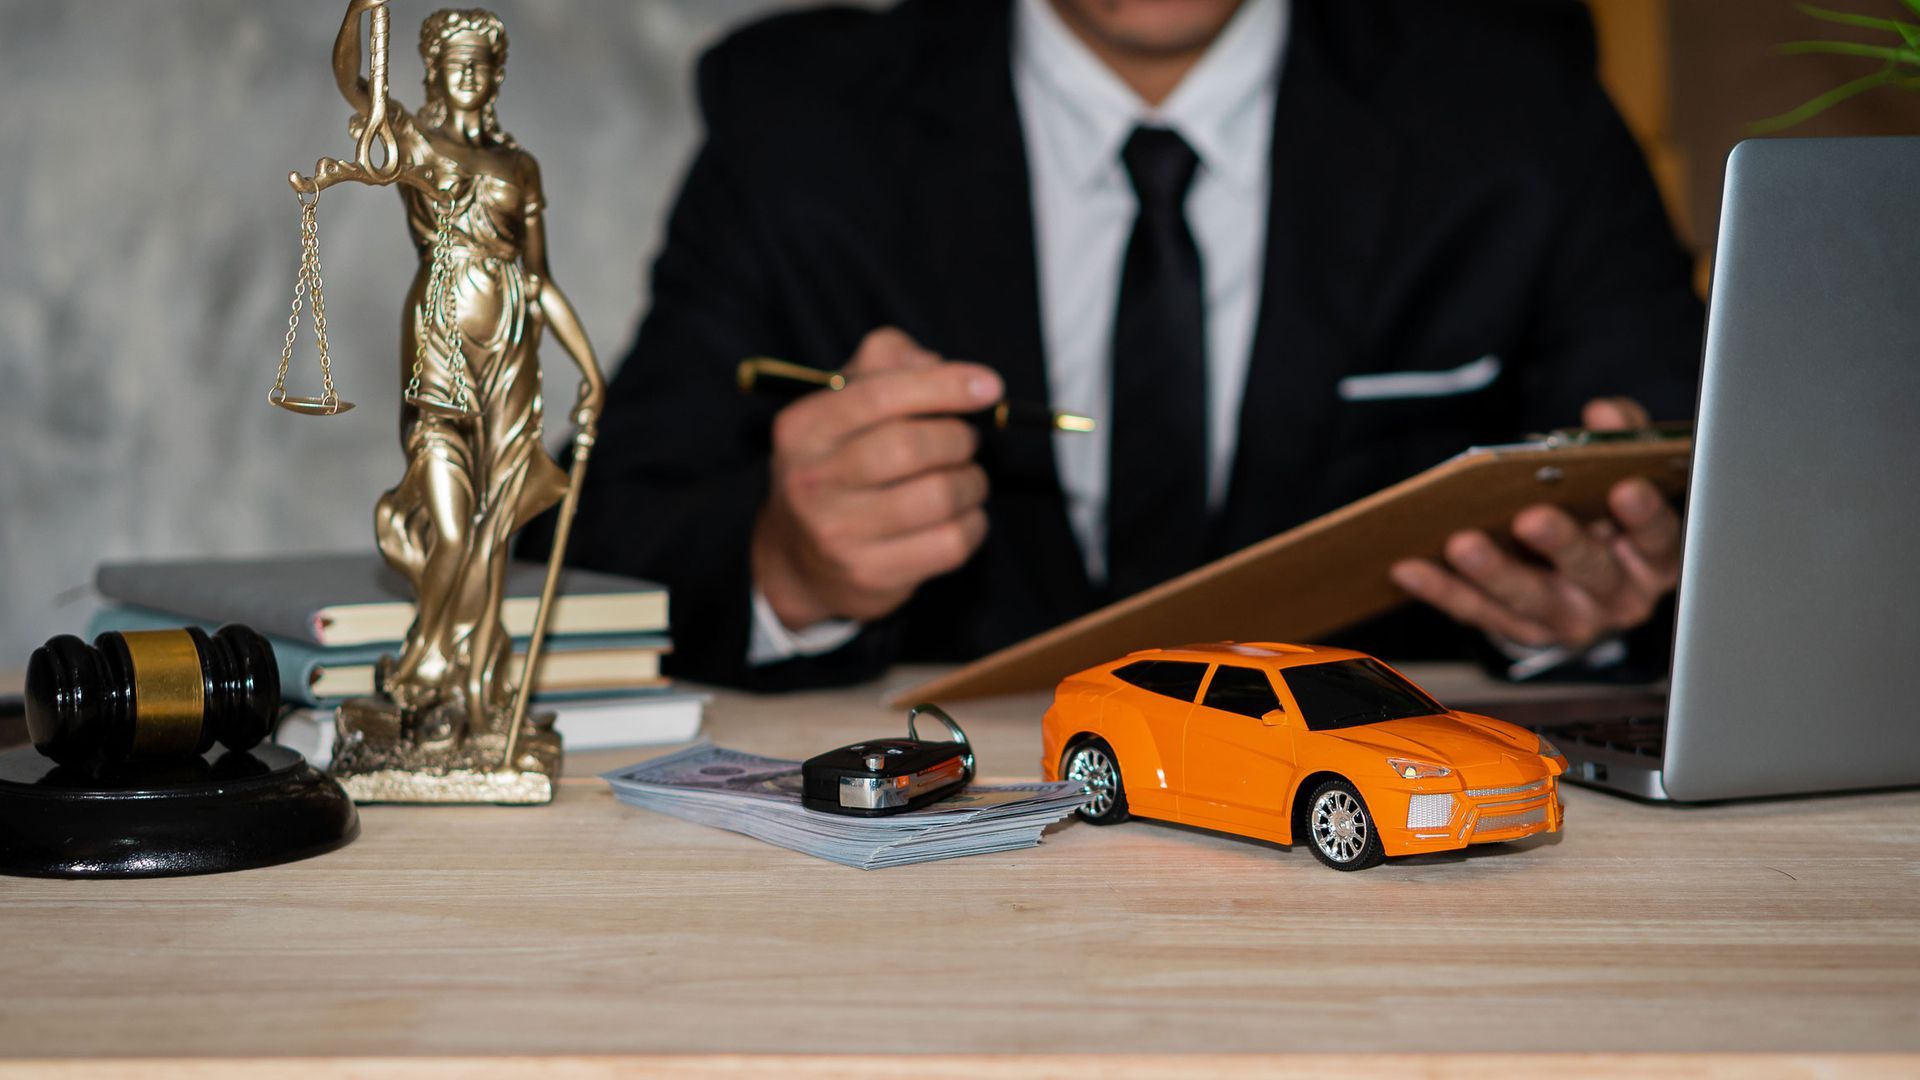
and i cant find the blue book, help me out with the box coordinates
[87,605,671,707]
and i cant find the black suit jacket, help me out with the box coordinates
[530,0,1705,689]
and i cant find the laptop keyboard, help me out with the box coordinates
[1451,694,1671,759]
[1536,714,1668,758]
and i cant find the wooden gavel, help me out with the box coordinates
[24,626,281,767]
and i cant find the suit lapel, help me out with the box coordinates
[905,0,1098,611]
[1219,0,1405,552]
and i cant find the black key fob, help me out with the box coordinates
[801,704,974,816]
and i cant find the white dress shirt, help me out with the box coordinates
[1019,0,1283,582]
[750,0,1288,664]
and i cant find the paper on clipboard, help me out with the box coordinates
[888,431,1692,707]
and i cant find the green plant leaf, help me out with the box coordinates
[1903,0,1920,21]
[1796,3,1920,36]
[1776,38,1920,65]
[1750,67,1898,133]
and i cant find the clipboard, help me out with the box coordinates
[889,431,1692,707]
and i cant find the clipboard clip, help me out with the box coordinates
[1529,424,1694,449]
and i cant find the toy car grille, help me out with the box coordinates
[1475,806,1548,834]
[1405,794,1455,829]
[1465,780,1547,799]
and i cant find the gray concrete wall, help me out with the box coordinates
[0,0,811,663]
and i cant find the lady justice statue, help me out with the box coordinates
[272,0,606,803]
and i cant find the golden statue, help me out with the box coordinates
[270,0,606,803]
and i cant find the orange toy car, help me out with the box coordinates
[1040,642,1566,870]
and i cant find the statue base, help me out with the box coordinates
[331,697,563,805]
[0,744,359,878]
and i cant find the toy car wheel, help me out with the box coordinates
[1304,778,1385,871]
[1063,739,1129,825]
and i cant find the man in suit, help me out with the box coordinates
[545,0,1704,689]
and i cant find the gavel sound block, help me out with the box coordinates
[0,626,359,878]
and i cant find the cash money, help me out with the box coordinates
[603,742,1089,869]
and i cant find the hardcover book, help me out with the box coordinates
[87,606,670,706]
[94,552,668,647]
[276,690,707,765]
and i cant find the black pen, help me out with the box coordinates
[736,357,1096,433]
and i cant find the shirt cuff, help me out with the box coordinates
[1491,633,1629,682]
[747,585,863,666]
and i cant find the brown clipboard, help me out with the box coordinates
[888,434,1692,707]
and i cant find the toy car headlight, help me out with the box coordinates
[1386,757,1451,780]
[1535,735,1566,761]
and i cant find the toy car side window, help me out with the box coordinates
[1200,665,1281,719]
[1112,660,1210,703]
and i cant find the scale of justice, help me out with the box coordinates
[269,0,607,804]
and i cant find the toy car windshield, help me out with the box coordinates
[1282,658,1446,732]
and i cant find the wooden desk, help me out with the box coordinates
[2,665,1916,1076]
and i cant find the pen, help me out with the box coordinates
[736,357,1097,434]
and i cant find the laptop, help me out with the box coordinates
[1504,137,1920,801]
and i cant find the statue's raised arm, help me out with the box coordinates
[293,0,434,196]
[332,0,390,117]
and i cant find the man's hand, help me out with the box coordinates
[751,328,1002,631]
[1389,397,1684,651]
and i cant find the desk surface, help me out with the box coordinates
[2,665,1917,1068]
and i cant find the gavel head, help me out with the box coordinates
[24,625,281,767]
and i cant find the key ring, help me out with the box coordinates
[906,703,969,748]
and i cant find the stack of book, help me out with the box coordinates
[90,552,702,764]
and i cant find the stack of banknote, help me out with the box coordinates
[603,743,1089,869]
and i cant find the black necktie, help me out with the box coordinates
[1107,125,1208,598]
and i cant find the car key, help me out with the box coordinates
[800,703,974,816]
